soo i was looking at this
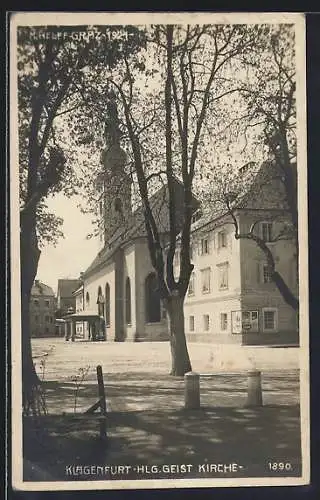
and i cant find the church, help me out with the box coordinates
[78,118,299,346]
[80,140,189,342]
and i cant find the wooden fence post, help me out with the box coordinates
[96,365,107,439]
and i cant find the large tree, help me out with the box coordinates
[17,25,145,415]
[96,24,259,375]
[207,25,298,311]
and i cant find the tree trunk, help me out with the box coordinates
[167,295,192,376]
[272,270,299,311]
[20,211,44,415]
[245,234,299,312]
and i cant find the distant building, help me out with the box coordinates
[30,280,56,337]
[56,279,82,317]
[72,283,86,339]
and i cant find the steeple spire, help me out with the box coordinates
[104,90,121,148]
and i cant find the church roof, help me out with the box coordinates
[83,177,199,278]
[83,161,295,278]
[185,160,296,235]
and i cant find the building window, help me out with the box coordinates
[192,210,201,224]
[241,310,259,333]
[105,283,110,326]
[86,292,90,307]
[263,308,277,332]
[217,262,229,290]
[261,222,273,242]
[201,267,211,293]
[173,251,180,267]
[189,316,195,332]
[45,327,49,333]
[200,238,209,255]
[35,315,39,323]
[34,299,39,306]
[188,272,195,296]
[218,230,227,249]
[221,313,228,331]
[45,300,50,307]
[45,315,49,323]
[125,277,131,325]
[262,264,273,283]
[97,286,105,318]
[145,273,161,323]
[203,314,210,331]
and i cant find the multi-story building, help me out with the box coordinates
[81,131,298,346]
[177,162,298,345]
[30,280,56,337]
[180,216,297,345]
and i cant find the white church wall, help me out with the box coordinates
[124,244,137,340]
[83,262,116,341]
[134,239,169,341]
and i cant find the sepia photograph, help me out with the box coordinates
[10,12,309,490]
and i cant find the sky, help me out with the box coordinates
[36,193,99,294]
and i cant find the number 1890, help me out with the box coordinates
[268,462,293,471]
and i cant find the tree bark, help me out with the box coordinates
[167,295,192,376]
[20,210,44,415]
[252,234,299,312]
[231,220,299,312]
[271,270,299,311]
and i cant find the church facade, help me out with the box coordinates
[81,140,299,346]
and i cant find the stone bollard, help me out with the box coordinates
[184,371,200,409]
[246,370,263,407]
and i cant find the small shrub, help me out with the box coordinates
[70,365,90,414]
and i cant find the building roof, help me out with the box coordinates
[72,284,84,296]
[57,279,82,298]
[64,310,103,321]
[83,177,199,278]
[189,160,295,235]
[31,280,55,297]
[83,160,295,278]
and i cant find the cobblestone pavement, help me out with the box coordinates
[31,338,301,414]
[32,337,300,378]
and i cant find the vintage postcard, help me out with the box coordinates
[10,11,310,490]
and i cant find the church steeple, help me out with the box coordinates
[104,90,122,148]
[97,93,132,249]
